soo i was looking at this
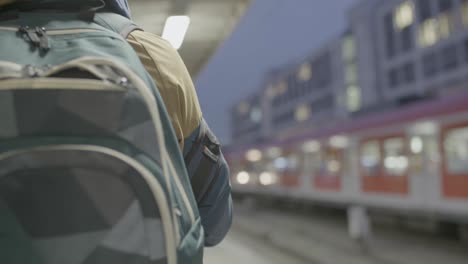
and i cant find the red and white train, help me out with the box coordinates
[226,91,468,225]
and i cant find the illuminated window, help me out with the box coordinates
[346,85,361,112]
[250,107,262,123]
[342,33,361,112]
[237,101,249,114]
[294,104,310,122]
[444,127,468,174]
[266,84,276,98]
[360,141,381,176]
[276,81,287,95]
[342,35,356,62]
[297,63,312,82]
[437,12,455,39]
[462,0,468,26]
[383,138,408,176]
[394,1,415,30]
[419,18,439,47]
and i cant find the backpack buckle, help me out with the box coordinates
[18,26,50,54]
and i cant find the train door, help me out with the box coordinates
[303,150,321,192]
[407,133,440,205]
[279,149,301,189]
[315,146,342,191]
[440,123,468,199]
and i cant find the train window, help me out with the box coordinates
[444,127,468,174]
[321,148,341,177]
[360,141,381,176]
[383,138,408,176]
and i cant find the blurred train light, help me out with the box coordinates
[246,149,262,162]
[327,160,341,173]
[162,16,190,50]
[302,140,320,152]
[384,156,409,173]
[267,147,282,158]
[274,157,288,170]
[330,135,349,148]
[259,172,276,186]
[236,171,250,185]
[411,121,438,135]
[410,136,424,154]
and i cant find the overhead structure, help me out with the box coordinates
[129,0,251,77]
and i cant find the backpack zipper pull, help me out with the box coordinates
[18,26,41,48]
[35,27,50,51]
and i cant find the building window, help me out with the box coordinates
[437,0,456,39]
[464,38,468,63]
[346,85,361,113]
[297,62,312,82]
[438,12,455,39]
[342,34,361,112]
[394,1,415,30]
[400,25,413,52]
[237,101,250,115]
[388,68,399,88]
[342,34,356,62]
[422,52,439,77]
[402,62,415,83]
[462,0,468,26]
[419,18,439,47]
[250,107,262,123]
[294,104,310,122]
[418,0,434,21]
[438,0,453,12]
[310,94,334,113]
[441,44,458,71]
[385,13,396,58]
[313,52,332,88]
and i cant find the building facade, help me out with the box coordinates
[230,0,468,145]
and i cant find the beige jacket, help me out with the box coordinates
[127,30,203,150]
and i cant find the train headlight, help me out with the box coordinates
[259,172,276,186]
[236,171,250,185]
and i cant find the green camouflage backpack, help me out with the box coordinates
[0,4,203,264]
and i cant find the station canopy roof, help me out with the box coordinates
[130,0,251,77]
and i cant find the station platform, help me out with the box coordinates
[204,204,468,264]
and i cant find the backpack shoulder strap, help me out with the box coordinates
[94,12,142,39]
